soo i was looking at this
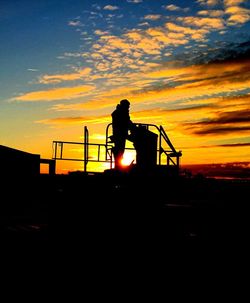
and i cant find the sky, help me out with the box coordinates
[0,0,250,173]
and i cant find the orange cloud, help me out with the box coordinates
[144,14,161,20]
[224,0,245,6]
[14,85,95,101]
[53,58,250,111]
[39,68,92,84]
[177,16,225,29]
[197,10,224,17]
[37,114,112,126]
[226,6,250,25]
[37,108,176,128]
[197,0,219,6]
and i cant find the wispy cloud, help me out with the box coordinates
[183,108,250,135]
[39,68,92,84]
[14,85,95,102]
[27,68,39,72]
[224,0,245,6]
[94,29,109,35]
[214,143,250,147]
[68,20,83,27]
[164,5,189,12]
[50,55,250,111]
[197,0,220,6]
[127,0,142,3]
[103,5,119,11]
[37,108,172,126]
[144,14,162,21]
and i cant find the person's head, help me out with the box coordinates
[120,99,130,109]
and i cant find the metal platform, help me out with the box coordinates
[52,123,182,174]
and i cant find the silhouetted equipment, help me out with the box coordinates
[52,123,182,176]
[0,145,55,176]
[131,125,158,169]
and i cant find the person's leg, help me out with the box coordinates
[114,138,126,169]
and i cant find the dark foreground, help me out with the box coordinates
[1,169,249,252]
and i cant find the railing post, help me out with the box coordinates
[84,126,88,172]
[159,129,162,165]
[53,142,57,173]
[105,123,114,168]
[54,141,57,159]
[176,155,180,169]
[60,142,63,159]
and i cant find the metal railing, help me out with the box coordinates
[106,123,182,167]
[52,123,182,173]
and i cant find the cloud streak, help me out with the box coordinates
[14,85,95,102]
[39,68,92,84]
[183,109,250,135]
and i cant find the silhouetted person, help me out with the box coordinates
[111,99,134,170]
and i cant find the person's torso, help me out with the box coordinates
[112,108,130,136]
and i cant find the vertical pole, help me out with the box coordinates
[84,126,88,172]
[53,142,57,174]
[49,160,56,175]
[98,145,100,162]
[176,155,179,169]
[159,127,162,165]
[54,142,57,159]
[60,142,63,159]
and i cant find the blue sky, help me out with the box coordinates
[0,0,250,172]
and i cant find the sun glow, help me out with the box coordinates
[121,151,136,166]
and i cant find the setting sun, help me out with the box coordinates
[121,151,136,167]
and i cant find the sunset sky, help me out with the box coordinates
[0,0,249,173]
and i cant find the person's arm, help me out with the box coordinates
[128,118,136,131]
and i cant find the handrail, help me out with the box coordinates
[159,125,176,153]
[105,122,181,167]
[52,122,182,173]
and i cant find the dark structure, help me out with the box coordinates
[0,145,40,177]
[131,125,158,169]
[0,145,55,176]
[52,123,182,176]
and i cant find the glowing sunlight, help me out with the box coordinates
[121,150,136,166]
